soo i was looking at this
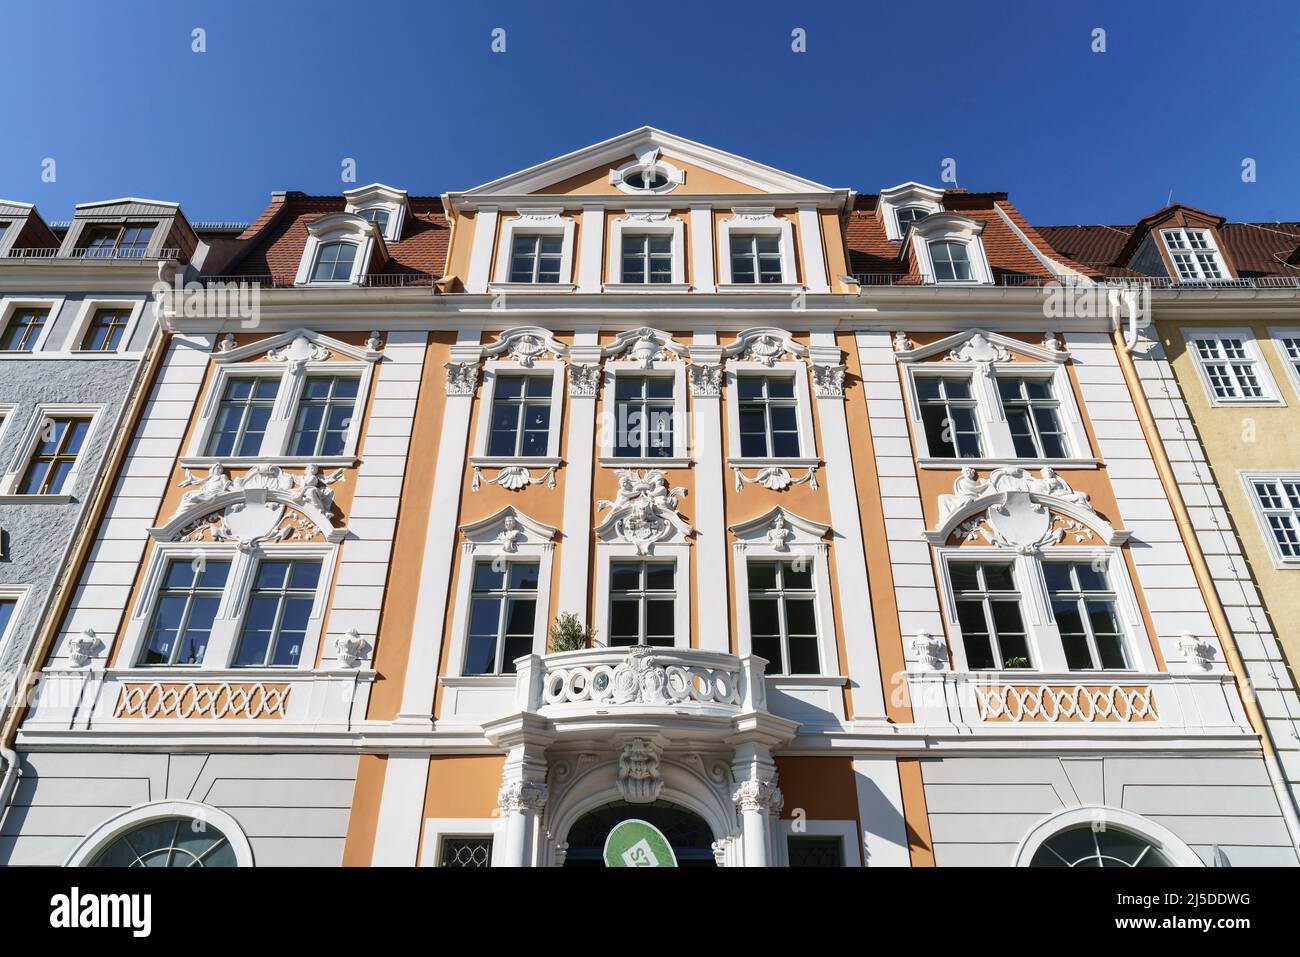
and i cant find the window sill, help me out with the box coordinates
[1205,397,1287,409]
[178,455,359,469]
[601,283,692,294]
[0,493,74,504]
[765,674,848,686]
[486,282,577,294]
[440,674,517,686]
[916,456,1101,470]
[469,455,563,469]
[598,455,691,469]
[715,282,803,295]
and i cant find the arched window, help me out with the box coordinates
[895,205,929,232]
[360,207,391,234]
[88,817,238,867]
[1029,825,1172,867]
[311,241,358,282]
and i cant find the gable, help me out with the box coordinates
[535,152,764,196]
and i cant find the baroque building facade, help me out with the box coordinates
[2,129,1299,867]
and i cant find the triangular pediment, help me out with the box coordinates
[212,328,382,365]
[894,328,1068,365]
[457,127,841,197]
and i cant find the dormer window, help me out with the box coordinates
[342,184,408,242]
[360,207,390,234]
[1162,228,1226,281]
[78,224,154,259]
[311,241,358,283]
[895,206,929,232]
[879,183,945,241]
[929,240,973,282]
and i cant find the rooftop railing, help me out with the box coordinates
[850,272,1300,290]
[6,247,181,261]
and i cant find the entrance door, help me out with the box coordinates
[562,800,718,867]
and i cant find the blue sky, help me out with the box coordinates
[3,0,1298,226]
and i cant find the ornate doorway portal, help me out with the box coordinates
[562,800,718,867]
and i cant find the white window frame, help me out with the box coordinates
[593,544,691,651]
[0,403,104,501]
[419,819,503,867]
[908,216,994,285]
[294,214,381,287]
[343,183,409,243]
[470,359,565,468]
[186,333,378,467]
[63,296,147,356]
[901,364,1093,467]
[119,540,337,671]
[1269,327,1300,400]
[934,546,1154,674]
[0,296,65,355]
[878,182,945,242]
[717,208,800,291]
[1013,806,1204,868]
[778,819,861,867]
[1181,327,1283,407]
[605,212,688,291]
[445,508,556,680]
[1241,470,1300,569]
[0,584,32,665]
[490,208,576,291]
[598,361,689,468]
[724,361,818,468]
[1162,228,1228,282]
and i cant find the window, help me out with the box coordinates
[18,416,90,494]
[998,376,1068,458]
[0,598,16,642]
[1029,826,1170,868]
[788,836,843,867]
[139,559,231,666]
[0,309,47,352]
[232,559,322,667]
[310,241,357,282]
[613,375,674,459]
[609,561,675,647]
[1250,477,1300,561]
[78,308,132,352]
[621,234,673,284]
[290,375,359,457]
[1045,562,1128,670]
[487,375,551,457]
[360,207,390,233]
[1277,333,1300,387]
[951,562,1031,670]
[895,206,929,232]
[737,375,800,458]
[1163,229,1225,281]
[78,224,154,259]
[730,234,783,284]
[205,377,278,456]
[440,837,494,867]
[509,234,562,284]
[929,240,973,282]
[464,560,538,676]
[622,169,670,191]
[747,560,819,675]
[917,376,982,458]
[1188,333,1268,401]
[88,818,238,868]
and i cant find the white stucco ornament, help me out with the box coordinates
[595,469,690,554]
[266,334,331,372]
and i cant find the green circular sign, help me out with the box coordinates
[602,818,678,867]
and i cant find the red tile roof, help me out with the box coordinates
[1038,221,1300,278]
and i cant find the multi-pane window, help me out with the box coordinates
[232,559,322,667]
[509,234,563,283]
[917,376,982,458]
[613,375,674,458]
[1030,826,1170,868]
[1189,334,1266,400]
[737,375,800,458]
[139,559,231,665]
[998,376,1068,458]
[19,416,91,494]
[951,562,1032,670]
[290,375,359,457]
[929,240,973,282]
[0,309,48,352]
[788,837,844,867]
[621,233,673,283]
[440,837,493,867]
[78,224,154,259]
[488,375,551,457]
[1279,336,1300,383]
[747,560,819,675]
[79,308,132,352]
[464,560,538,675]
[1251,477,1300,560]
[609,561,675,647]
[1163,229,1224,281]
[359,207,390,233]
[1045,562,1128,670]
[206,377,278,456]
[895,206,929,232]
[311,241,357,282]
[0,598,16,642]
[729,234,783,284]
